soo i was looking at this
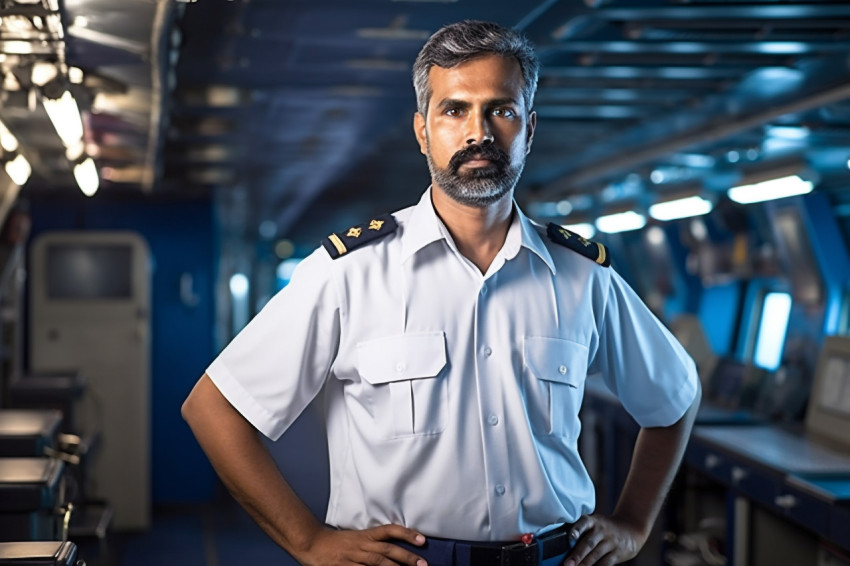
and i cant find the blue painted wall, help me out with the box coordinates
[27,196,219,504]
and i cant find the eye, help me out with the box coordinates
[445,107,464,117]
[492,107,516,118]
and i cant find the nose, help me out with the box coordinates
[466,112,494,146]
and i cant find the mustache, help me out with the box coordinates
[448,144,509,174]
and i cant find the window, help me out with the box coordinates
[46,243,133,300]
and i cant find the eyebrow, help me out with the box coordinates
[435,97,521,111]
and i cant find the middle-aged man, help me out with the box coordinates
[183,19,701,566]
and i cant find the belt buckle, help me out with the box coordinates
[499,540,539,566]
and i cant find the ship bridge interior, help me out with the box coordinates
[1,2,850,566]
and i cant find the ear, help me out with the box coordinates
[413,112,428,155]
[525,110,537,155]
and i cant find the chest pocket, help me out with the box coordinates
[357,332,448,439]
[523,337,588,437]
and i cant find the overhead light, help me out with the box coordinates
[728,175,813,204]
[766,125,809,140]
[2,40,33,54]
[73,157,99,196]
[595,210,647,234]
[4,153,31,186]
[31,61,58,87]
[561,223,596,239]
[0,119,19,152]
[65,139,85,161]
[42,90,84,146]
[649,195,713,221]
[646,225,666,246]
[68,66,84,84]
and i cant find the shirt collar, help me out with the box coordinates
[401,187,447,262]
[400,187,557,275]
[515,205,557,275]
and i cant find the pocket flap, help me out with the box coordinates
[357,332,447,385]
[524,337,587,387]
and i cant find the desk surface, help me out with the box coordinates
[0,410,62,438]
[786,474,850,503]
[694,425,850,475]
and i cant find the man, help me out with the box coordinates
[182,20,700,566]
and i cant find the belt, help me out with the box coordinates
[397,523,575,566]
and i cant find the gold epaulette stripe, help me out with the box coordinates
[328,233,347,256]
[596,242,607,266]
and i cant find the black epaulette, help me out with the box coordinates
[321,213,398,259]
[546,222,610,267]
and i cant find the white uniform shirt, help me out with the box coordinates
[207,188,698,541]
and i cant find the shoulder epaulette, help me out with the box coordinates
[321,213,397,259]
[546,222,610,267]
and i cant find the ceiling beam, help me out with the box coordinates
[539,79,850,198]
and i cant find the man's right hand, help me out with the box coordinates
[296,524,428,566]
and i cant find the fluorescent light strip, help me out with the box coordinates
[728,175,813,204]
[42,91,84,147]
[649,195,713,221]
[595,211,647,234]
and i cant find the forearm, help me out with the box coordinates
[612,385,701,541]
[181,374,322,557]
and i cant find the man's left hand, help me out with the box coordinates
[561,514,645,566]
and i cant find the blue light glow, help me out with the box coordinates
[753,292,792,371]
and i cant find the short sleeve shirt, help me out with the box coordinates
[206,188,698,541]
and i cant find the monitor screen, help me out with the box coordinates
[806,336,850,451]
[708,357,746,407]
[817,350,850,418]
[46,243,133,300]
[753,291,792,371]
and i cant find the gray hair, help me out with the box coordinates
[412,20,540,117]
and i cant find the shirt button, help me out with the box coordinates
[483,346,492,357]
[558,365,568,375]
[488,415,499,426]
[495,484,506,496]
[396,362,406,373]
[480,286,488,296]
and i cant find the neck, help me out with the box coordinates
[431,185,514,274]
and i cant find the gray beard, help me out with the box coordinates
[426,150,525,208]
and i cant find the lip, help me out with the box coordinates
[461,158,492,167]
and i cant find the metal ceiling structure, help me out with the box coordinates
[2,0,850,251]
